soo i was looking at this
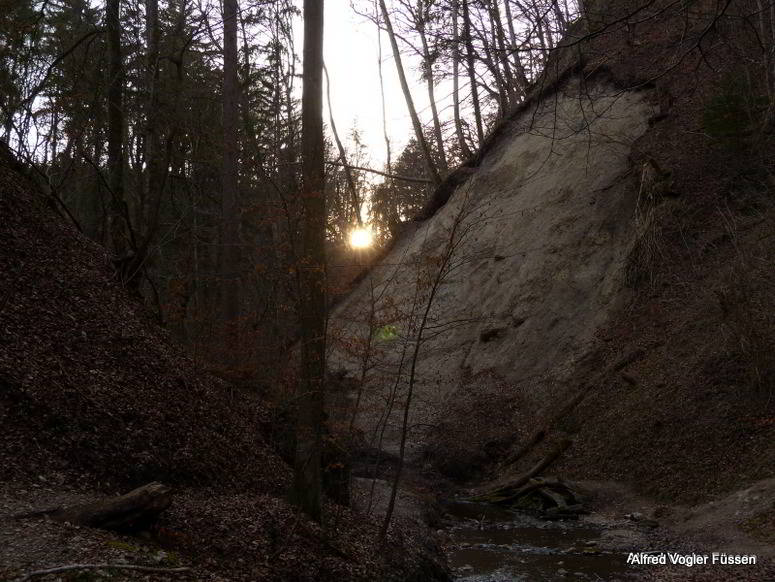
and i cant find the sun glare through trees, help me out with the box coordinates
[349,226,374,248]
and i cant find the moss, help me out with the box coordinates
[106,539,141,553]
[161,550,182,566]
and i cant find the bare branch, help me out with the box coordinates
[13,564,191,582]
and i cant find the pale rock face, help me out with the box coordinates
[329,80,657,458]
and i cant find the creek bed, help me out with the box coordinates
[443,500,635,581]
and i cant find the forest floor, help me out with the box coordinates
[0,144,448,582]
[0,478,447,582]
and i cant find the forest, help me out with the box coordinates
[1,0,774,581]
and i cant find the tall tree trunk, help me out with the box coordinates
[532,3,550,57]
[323,64,361,226]
[294,0,326,524]
[220,0,241,325]
[502,0,530,92]
[503,0,518,51]
[551,0,568,30]
[490,0,518,107]
[172,0,191,325]
[452,0,472,159]
[142,0,162,239]
[374,0,392,173]
[417,9,448,175]
[378,0,441,187]
[461,0,484,145]
[240,9,281,370]
[380,192,467,541]
[478,14,508,119]
[106,0,129,258]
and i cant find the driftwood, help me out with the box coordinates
[474,476,584,519]
[474,440,576,509]
[14,482,172,532]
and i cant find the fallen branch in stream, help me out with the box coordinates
[473,439,573,505]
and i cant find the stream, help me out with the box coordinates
[443,500,635,581]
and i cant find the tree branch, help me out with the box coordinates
[328,161,433,184]
[23,28,106,107]
[13,564,191,582]
[272,160,433,184]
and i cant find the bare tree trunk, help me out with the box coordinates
[452,0,472,159]
[349,276,376,433]
[294,0,326,524]
[323,64,361,226]
[378,0,441,186]
[91,87,107,245]
[478,14,508,119]
[461,0,484,145]
[489,0,518,109]
[172,0,192,337]
[143,0,161,233]
[374,2,392,173]
[551,0,568,30]
[106,0,129,258]
[240,8,282,373]
[417,13,448,175]
[503,0,518,51]
[577,0,587,19]
[221,0,241,324]
[532,2,550,56]
[503,0,531,91]
[480,7,508,116]
[380,193,471,541]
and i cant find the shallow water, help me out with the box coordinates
[443,500,634,581]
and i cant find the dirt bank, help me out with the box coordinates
[327,2,774,579]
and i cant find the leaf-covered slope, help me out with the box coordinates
[0,144,287,492]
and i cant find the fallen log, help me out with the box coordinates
[505,429,545,467]
[507,476,563,500]
[504,387,589,466]
[14,482,172,532]
[473,475,584,519]
[506,439,571,492]
[473,439,572,504]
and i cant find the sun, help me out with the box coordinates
[349,226,373,249]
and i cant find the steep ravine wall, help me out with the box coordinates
[328,78,658,461]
